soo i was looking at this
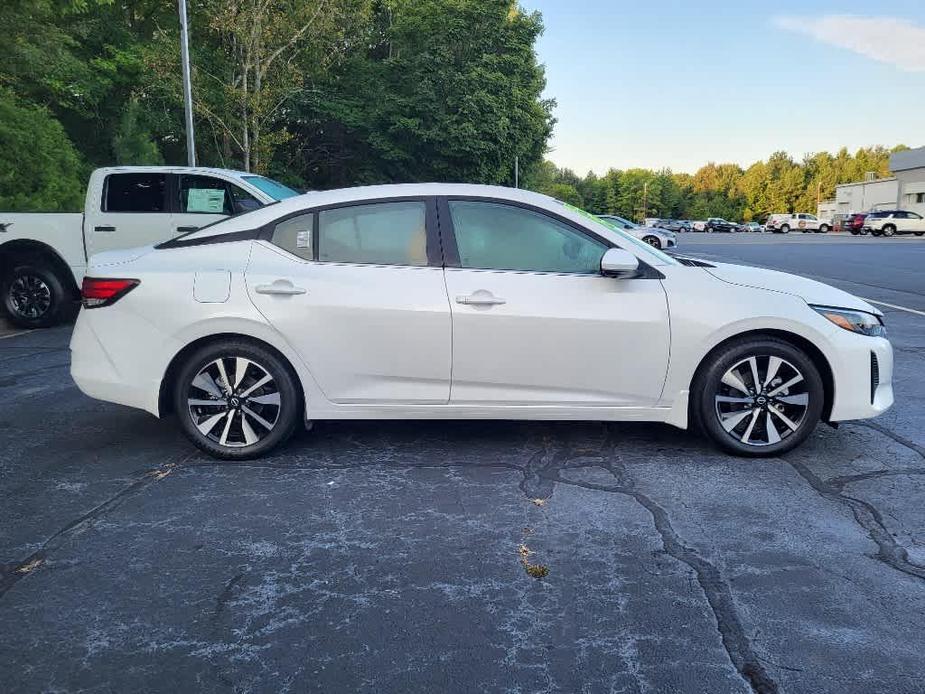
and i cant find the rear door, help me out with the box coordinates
[440,198,670,407]
[86,172,173,255]
[905,212,925,232]
[246,197,452,405]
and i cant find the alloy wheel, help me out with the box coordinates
[186,356,282,448]
[714,354,810,447]
[8,274,51,320]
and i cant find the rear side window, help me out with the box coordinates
[318,202,428,266]
[271,213,314,261]
[104,173,168,212]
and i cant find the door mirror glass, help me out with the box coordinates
[600,248,640,277]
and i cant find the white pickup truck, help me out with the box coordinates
[765,213,830,234]
[0,166,299,327]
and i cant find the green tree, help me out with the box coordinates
[0,89,84,211]
[113,98,164,165]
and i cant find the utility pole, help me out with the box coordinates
[641,181,649,222]
[178,0,196,166]
[514,156,519,189]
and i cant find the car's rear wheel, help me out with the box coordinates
[693,338,824,457]
[173,340,301,459]
[819,224,830,233]
[643,235,662,249]
[882,224,896,237]
[915,232,924,236]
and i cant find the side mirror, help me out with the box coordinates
[600,248,640,278]
[234,199,262,215]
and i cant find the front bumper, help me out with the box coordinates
[827,334,893,422]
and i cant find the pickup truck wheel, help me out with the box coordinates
[819,224,830,233]
[1,264,68,329]
[780,224,790,234]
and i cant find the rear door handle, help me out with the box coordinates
[177,226,199,233]
[255,280,306,296]
[456,292,506,306]
[94,226,116,232]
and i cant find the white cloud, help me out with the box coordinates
[773,15,925,72]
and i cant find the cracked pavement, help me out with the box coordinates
[1,234,924,693]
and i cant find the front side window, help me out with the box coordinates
[318,201,428,266]
[449,201,607,274]
[179,175,233,215]
[104,173,168,213]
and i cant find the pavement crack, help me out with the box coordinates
[851,421,925,460]
[0,457,190,599]
[788,460,925,581]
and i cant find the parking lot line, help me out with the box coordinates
[862,299,925,317]
[0,329,35,340]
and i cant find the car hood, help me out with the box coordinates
[704,262,880,315]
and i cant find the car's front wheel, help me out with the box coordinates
[174,340,302,459]
[642,235,662,249]
[693,338,824,457]
[780,224,790,234]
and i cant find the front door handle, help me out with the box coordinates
[255,280,306,296]
[177,226,199,233]
[94,226,116,232]
[456,292,506,306]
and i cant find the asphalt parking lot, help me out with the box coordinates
[2,233,924,693]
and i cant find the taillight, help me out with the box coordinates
[81,277,140,308]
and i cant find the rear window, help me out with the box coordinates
[104,173,168,213]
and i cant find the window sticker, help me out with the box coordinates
[187,188,226,213]
[296,230,311,249]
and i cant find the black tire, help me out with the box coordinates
[915,232,924,236]
[882,225,895,237]
[642,235,662,249]
[850,229,859,235]
[819,224,829,233]
[173,340,302,460]
[1,263,69,329]
[692,337,824,457]
[780,224,790,234]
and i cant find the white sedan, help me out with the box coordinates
[70,184,893,459]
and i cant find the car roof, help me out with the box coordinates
[178,183,565,239]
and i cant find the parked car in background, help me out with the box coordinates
[704,217,738,233]
[70,183,893,460]
[766,213,830,234]
[0,166,300,328]
[837,212,869,235]
[743,222,765,232]
[598,215,677,250]
[656,219,691,233]
[863,210,925,237]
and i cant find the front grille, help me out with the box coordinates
[870,352,880,404]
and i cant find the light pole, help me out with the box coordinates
[178,0,196,166]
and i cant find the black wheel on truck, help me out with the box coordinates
[1,263,70,328]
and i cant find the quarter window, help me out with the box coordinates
[104,173,168,213]
[271,213,314,261]
[448,201,607,274]
[318,201,428,266]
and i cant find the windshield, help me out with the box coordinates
[241,175,300,201]
[556,204,678,266]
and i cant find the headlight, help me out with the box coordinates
[812,306,886,337]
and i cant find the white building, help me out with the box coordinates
[820,146,925,218]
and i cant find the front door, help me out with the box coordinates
[441,199,670,407]
[246,199,452,405]
[173,174,261,235]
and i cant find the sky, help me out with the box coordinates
[521,0,925,175]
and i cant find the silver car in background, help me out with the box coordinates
[598,215,677,250]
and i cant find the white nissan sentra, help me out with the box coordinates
[70,184,893,459]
